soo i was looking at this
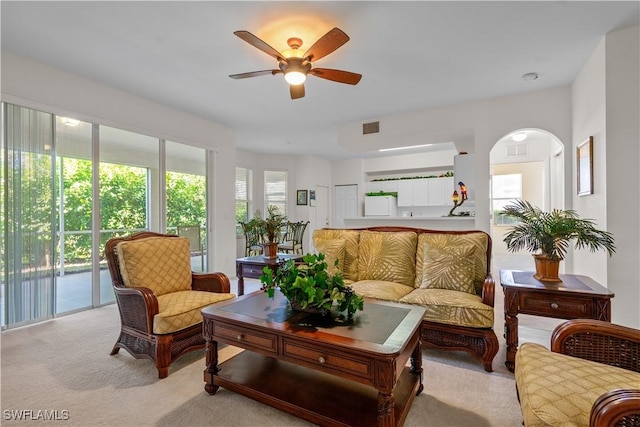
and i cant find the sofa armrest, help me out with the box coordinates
[480,275,495,307]
[590,389,640,427]
[551,319,640,372]
[191,272,231,293]
[113,284,158,334]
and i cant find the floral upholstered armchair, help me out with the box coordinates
[105,232,235,378]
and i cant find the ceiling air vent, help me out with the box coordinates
[506,142,527,158]
[363,121,380,135]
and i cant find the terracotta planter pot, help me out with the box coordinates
[533,254,562,282]
[262,242,279,259]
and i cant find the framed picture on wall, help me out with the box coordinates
[309,190,316,207]
[296,190,308,205]
[577,136,594,196]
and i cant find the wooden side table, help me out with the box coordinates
[500,269,614,372]
[235,254,303,296]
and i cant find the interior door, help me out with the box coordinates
[309,185,329,252]
[334,184,358,227]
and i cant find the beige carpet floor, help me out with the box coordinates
[1,260,559,426]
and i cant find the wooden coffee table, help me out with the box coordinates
[202,291,426,427]
[500,269,615,372]
[235,254,303,296]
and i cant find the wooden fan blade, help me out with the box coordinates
[290,84,305,99]
[310,68,362,85]
[234,30,285,61]
[229,70,281,79]
[303,28,349,62]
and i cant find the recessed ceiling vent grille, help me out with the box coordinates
[506,142,527,158]
[363,121,380,135]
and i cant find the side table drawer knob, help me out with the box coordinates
[318,356,326,364]
[550,303,559,309]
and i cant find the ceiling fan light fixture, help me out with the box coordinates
[230,28,360,99]
[284,71,307,85]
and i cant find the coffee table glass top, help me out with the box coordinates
[206,290,424,351]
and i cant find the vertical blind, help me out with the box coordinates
[2,104,56,326]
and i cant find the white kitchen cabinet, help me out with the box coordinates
[428,176,454,206]
[396,180,413,207]
[412,179,430,206]
[397,177,453,207]
[364,196,398,216]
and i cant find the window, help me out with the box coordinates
[264,170,287,216]
[235,167,251,235]
[492,173,522,225]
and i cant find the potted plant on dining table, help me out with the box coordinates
[247,205,287,258]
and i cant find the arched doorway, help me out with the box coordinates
[490,129,565,271]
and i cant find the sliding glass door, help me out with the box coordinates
[55,116,94,314]
[99,125,159,305]
[1,102,213,329]
[166,141,207,272]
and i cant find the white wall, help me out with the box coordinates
[1,51,239,276]
[571,37,608,287]
[604,26,640,327]
[572,26,640,328]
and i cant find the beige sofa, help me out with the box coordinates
[313,226,499,371]
[515,319,640,427]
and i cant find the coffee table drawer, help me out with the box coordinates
[239,264,265,278]
[214,323,277,354]
[520,292,591,318]
[282,339,373,379]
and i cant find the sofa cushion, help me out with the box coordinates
[415,232,488,294]
[399,288,494,328]
[419,244,476,293]
[313,229,360,281]
[154,290,235,334]
[350,280,415,302]
[116,237,192,296]
[515,342,640,427]
[357,230,417,287]
[314,237,346,276]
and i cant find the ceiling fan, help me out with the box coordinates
[229,27,362,100]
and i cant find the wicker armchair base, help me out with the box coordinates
[421,320,499,372]
[110,323,206,379]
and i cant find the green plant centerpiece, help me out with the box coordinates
[260,253,364,318]
[246,205,287,258]
[499,200,615,282]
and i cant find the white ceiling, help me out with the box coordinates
[2,1,638,160]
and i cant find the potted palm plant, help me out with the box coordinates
[499,200,615,282]
[247,205,287,258]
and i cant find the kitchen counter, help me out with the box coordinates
[343,216,476,230]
